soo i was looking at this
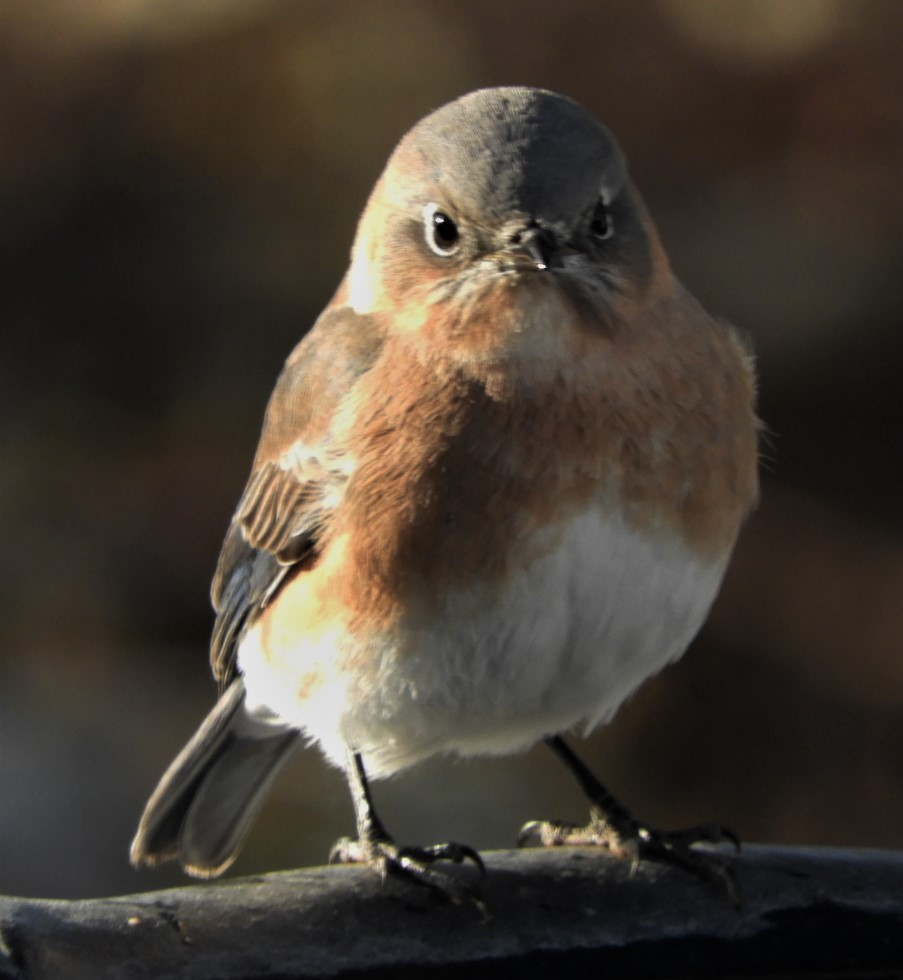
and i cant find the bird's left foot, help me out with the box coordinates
[521,736,741,903]
[518,812,740,902]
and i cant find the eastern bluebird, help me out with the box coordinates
[130,87,759,902]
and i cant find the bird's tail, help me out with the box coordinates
[130,678,299,878]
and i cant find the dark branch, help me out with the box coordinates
[2,845,903,979]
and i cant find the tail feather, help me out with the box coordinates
[130,678,298,878]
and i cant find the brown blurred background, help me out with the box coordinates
[2,0,902,900]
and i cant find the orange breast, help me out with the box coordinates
[322,279,758,635]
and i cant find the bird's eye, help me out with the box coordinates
[590,199,613,241]
[424,204,461,256]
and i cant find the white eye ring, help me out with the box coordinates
[423,203,461,256]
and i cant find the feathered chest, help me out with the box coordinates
[328,327,756,627]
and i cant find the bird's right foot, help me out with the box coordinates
[329,833,485,907]
[336,750,485,908]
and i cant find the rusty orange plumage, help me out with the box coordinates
[131,87,758,900]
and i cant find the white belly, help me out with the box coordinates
[239,506,729,778]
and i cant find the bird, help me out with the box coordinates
[130,86,759,903]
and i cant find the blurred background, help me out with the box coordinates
[2,0,902,900]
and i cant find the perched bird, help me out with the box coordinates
[130,86,759,901]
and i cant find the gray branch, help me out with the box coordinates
[2,845,902,979]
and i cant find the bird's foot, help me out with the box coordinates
[519,811,740,903]
[330,833,485,907]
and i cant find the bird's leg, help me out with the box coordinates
[518,736,740,901]
[329,751,484,904]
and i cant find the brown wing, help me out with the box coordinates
[209,304,383,687]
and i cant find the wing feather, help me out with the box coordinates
[209,304,383,686]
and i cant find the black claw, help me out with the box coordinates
[387,845,486,910]
[327,837,353,865]
[398,841,486,875]
[646,821,742,855]
[627,824,743,904]
[330,834,485,907]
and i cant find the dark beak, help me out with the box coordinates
[504,223,560,271]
